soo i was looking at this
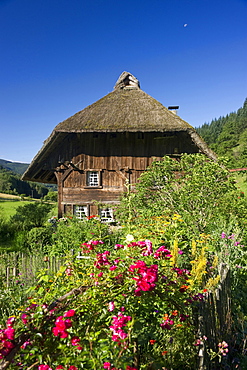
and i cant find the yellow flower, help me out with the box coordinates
[191,240,197,256]
[212,255,218,269]
[205,275,220,290]
[170,239,178,266]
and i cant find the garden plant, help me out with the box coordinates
[0,154,247,369]
[0,217,222,370]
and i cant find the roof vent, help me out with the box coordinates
[168,106,179,115]
[114,71,140,90]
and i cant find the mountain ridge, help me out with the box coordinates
[0,159,29,175]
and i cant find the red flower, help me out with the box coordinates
[64,309,75,317]
[71,336,80,346]
[87,215,96,220]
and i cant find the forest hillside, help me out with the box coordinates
[0,165,49,198]
[0,160,57,198]
[0,159,29,175]
[196,98,247,168]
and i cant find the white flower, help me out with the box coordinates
[125,234,134,243]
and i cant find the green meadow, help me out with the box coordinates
[0,192,33,219]
[0,200,26,219]
[0,193,57,220]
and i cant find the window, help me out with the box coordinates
[100,208,114,223]
[74,205,88,219]
[86,171,99,187]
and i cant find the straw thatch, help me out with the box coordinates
[22,72,216,183]
[54,80,193,133]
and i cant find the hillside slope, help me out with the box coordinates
[197,98,247,168]
[0,165,49,198]
[0,159,57,198]
[0,159,29,175]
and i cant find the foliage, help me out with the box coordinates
[44,191,58,202]
[0,283,28,328]
[11,215,117,255]
[197,98,247,168]
[26,227,54,254]
[233,173,247,194]
[10,202,53,231]
[0,166,48,199]
[1,154,247,368]
[115,154,247,366]
[0,206,16,250]
[46,216,117,256]
[0,219,221,370]
[0,207,114,254]
[116,154,247,239]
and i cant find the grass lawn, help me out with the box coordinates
[0,192,34,219]
[0,200,57,220]
[0,200,31,219]
[0,195,58,221]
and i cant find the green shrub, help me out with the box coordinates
[116,154,247,240]
[46,216,113,256]
[10,202,53,231]
[26,227,53,253]
[43,191,58,202]
[0,206,16,250]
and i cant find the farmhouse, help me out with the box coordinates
[22,72,216,220]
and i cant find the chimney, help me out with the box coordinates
[168,106,179,115]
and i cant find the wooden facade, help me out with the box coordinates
[54,131,201,218]
[22,72,216,220]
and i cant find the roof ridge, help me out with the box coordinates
[114,71,140,90]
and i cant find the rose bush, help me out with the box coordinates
[0,218,220,370]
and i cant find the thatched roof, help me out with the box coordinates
[22,72,216,183]
[54,73,193,133]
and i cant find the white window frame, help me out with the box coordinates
[74,205,88,220]
[100,207,114,223]
[86,171,100,187]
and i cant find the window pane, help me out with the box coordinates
[74,205,88,219]
[100,208,113,222]
[87,171,99,186]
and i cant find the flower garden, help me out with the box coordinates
[0,154,247,369]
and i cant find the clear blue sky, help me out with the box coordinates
[0,0,246,163]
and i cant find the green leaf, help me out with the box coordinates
[37,287,45,295]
